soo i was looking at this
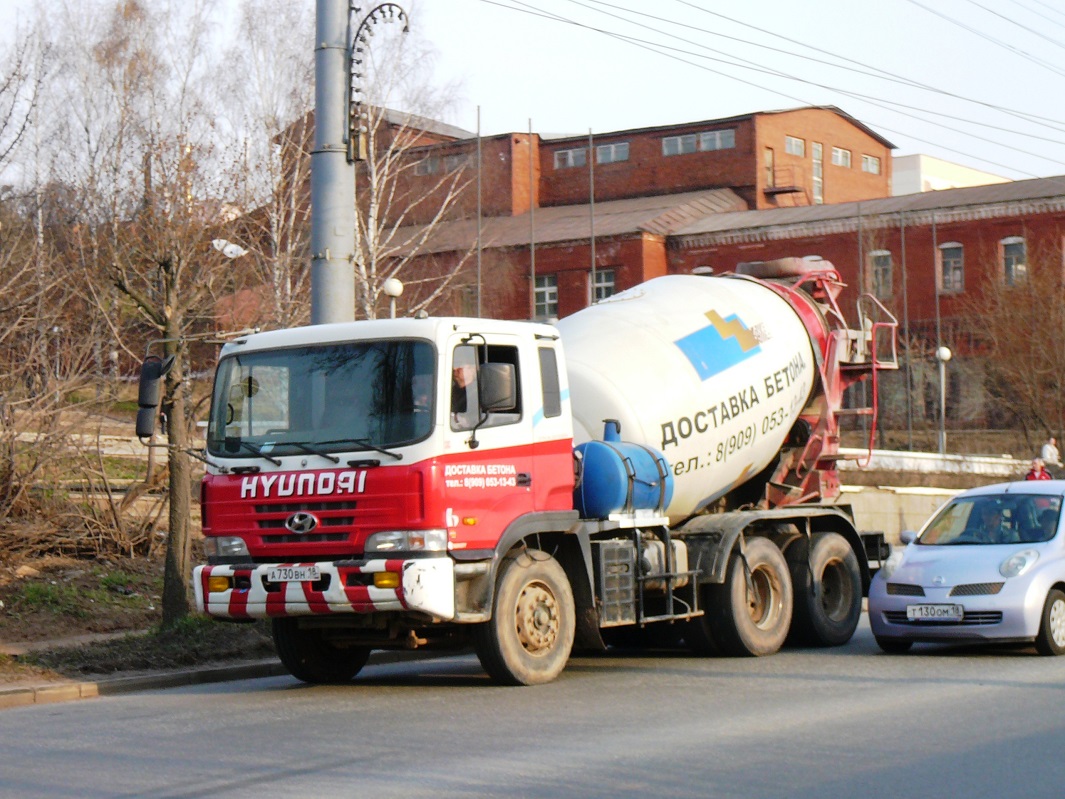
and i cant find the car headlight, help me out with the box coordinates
[205,536,249,558]
[879,547,905,580]
[365,529,448,553]
[1000,548,1039,578]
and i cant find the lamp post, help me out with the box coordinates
[937,346,952,455]
[383,278,403,319]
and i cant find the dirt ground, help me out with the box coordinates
[0,554,164,645]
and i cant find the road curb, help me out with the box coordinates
[0,658,287,710]
[0,649,438,710]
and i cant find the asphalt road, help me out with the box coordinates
[3,617,1064,799]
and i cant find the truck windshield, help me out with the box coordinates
[206,339,435,458]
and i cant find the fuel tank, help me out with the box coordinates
[556,273,821,523]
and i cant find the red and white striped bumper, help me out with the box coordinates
[192,557,455,621]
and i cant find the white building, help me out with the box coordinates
[893,154,1009,196]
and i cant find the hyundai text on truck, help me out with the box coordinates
[137,257,897,685]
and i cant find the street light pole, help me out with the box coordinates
[937,346,952,455]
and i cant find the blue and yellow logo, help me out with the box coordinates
[675,310,763,380]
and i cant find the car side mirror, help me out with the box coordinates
[135,354,176,439]
[899,529,918,545]
[478,363,516,412]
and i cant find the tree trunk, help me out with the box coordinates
[160,328,192,628]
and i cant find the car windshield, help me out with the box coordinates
[918,493,1062,545]
[206,339,435,459]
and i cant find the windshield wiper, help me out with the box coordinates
[320,438,403,461]
[284,441,340,464]
[226,439,282,466]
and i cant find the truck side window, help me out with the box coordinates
[538,346,561,418]
[451,345,479,431]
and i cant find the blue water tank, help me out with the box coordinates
[574,421,674,519]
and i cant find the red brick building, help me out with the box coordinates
[396,105,894,318]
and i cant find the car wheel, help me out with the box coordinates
[1035,589,1065,656]
[874,635,913,654]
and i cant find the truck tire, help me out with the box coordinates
[786,532,862,647]
[473,548,575,685]
[697,537,793,657]
[271,618,371,684]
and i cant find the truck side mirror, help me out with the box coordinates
[135,354,175,439]
[478,363,516,412]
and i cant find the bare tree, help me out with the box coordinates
[959,240,1065,445]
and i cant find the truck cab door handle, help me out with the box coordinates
[517,473,531,486]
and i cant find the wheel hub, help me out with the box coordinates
[1050,598,1065,647]
[515,581,559,655]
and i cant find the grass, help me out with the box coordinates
[23,617,276,676]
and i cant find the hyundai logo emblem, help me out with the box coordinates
[285,512,319,534]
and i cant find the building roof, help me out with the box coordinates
[673,174,1065,247]
[406,188,748,254]
[538,105,895,150]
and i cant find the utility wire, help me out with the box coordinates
[1004,0,1065,31]
[965,0,1065,53]
[478,0,1060,176]
[669,0,1065,131]
[567,0,1065,148]
[906,0,1065,79]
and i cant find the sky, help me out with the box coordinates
[1,0,1063,181]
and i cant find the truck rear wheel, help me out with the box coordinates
[473,548,575,685]
[271,618,371,684]
[696,537,793,657]
[786,532,862,647]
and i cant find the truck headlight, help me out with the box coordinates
[365,529,447,553]
[1000,548,1039,578]
[205,536,249,558]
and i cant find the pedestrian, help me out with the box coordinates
[1040,436,1061,468]
[1026,457,1052,481]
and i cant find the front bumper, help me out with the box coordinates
[868,578,1041,644]
[193,557,455,621]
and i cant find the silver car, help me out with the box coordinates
[868,481,1065,654]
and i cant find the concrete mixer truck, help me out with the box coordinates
[136,257,897,685]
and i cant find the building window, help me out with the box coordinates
[596,142,629,164]
[443,154,468,172]
[812,142,823,205]
[1002,236,1027,285]
[535,274,558,319]
[663,134,697,156]
[870,250,892,298]
[861,154,881,174]
[785,136,805,157]
[663,128,735,156]
[699,129,735,151]
[414,156,440,176]
[831,147,851,167]
[764,148,774,188]
[939,242,964,293]
[554,148,587,169]
[593,269,615,303]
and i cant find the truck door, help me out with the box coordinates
[442,338,535,551]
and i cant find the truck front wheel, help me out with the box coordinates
[786,532,863,647]
[473,548,576,685]
[694,537,793,657]
[272,618,371,684]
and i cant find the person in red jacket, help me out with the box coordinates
[1025,458,1053,480]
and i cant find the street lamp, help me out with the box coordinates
[383,278,403,319]
[936,346,952,455]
